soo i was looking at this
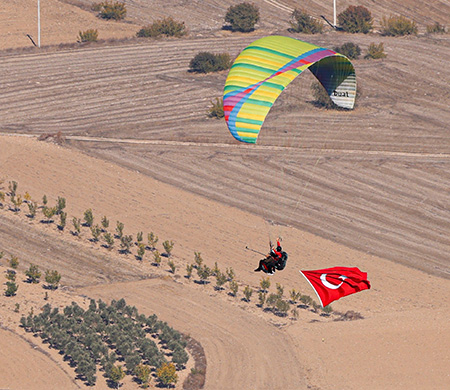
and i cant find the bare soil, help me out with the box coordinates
[0,1,449,389]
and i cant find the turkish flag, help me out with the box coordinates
[300,267,371,307]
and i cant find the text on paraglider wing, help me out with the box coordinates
[332,90,350,97]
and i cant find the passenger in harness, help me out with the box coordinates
[254,237,288,275]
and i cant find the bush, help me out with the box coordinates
[289,9,324,34]
[189,52,232,74]
[208,98,224,119]
[225,2,260,32]
[334,42,361,59]
[137,17,187,38]
[337,5,373,33]
[26,264,41,283]
[45,270,62,290]
[95,1,126,21]
[364,42,387,59]
[311,82,337,109]
[5,281,18,297]
[380,15,418,36]
[426,22,446,34]
[78,29,98,43]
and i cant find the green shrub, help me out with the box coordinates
[137,17,187,38]
[5,281,18,297]
[208,98,224,119]
[380,15,418,36]
[78,29,98,43]
[95,1,126,21]
[334,42,361,59]
[289,8,324,34]
[25,264,41,284]
[426,22,446,34]
[364,42,387,59]
[225,2,260,32]
[189,52,232,73]
[337,5,373,33]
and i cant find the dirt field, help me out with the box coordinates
[1,1,450,389]
[1,32,449,278]
[1,137,450,390]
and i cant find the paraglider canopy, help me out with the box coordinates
[223,35,356,143]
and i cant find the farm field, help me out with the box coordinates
[1,1,450,389]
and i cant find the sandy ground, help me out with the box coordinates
[1,1,449,388]
[1,136,450,390]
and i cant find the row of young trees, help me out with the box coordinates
[20,298,187,387]
[0,181,175,269]
[1,251,61,297]
[1,179,331,318]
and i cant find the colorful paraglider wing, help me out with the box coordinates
[223,35,356,143]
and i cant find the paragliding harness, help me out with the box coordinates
[256,251,288,274]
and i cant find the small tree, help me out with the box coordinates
[25,264,41,283]
[243,285,253,302]
[260,276,270,292]
[162,240,174,257]
[8,181,18,197]
[45,269,61,290]
[116,221,124,239]
[208,97,224,119]
[72,217,81,235]
[103,232,115,249]
[96,1,126,21]
[136,231,143,245]
[311,82,337,109]
[56,196,66,215]
[258,291,266,307]
[147,232,158,249]
[6,269,16,281]
[168,259,176,273]
[78,29,98,42]
[84,209,94,227]
[42,194,48,206]
[12,194,22,212]
[189,52,232,73]
[364,42,387,59]
[229,280,239,296]
[153,250,162,266]
[108,364,126,389]
[334,42,361,60]
[156,362,178,387]
[215,271,227,290]
[9,255,19,269]
[186,264,194,279]
[426,22,446,34]
[101,216,109,230]
[338,5,373,33]
[225,2,260,32]
[90,225,102,242]
[58,211,67,231]
[134,363,151,388]
[289,289,301,303]
[42,206,56,223]
[137,17,187,38]
[120,235,133,253]
[289,9,324,34]
[137,243,146,260]
[197,264,211,284]
[380,15,418,36]
[194,252,203,268]
[5,281,18,296]
[226,267,235,281]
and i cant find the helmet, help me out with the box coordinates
[277,246,282,252]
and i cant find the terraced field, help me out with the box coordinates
[1,32,449,278]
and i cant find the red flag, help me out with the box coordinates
[300,267,371,307]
